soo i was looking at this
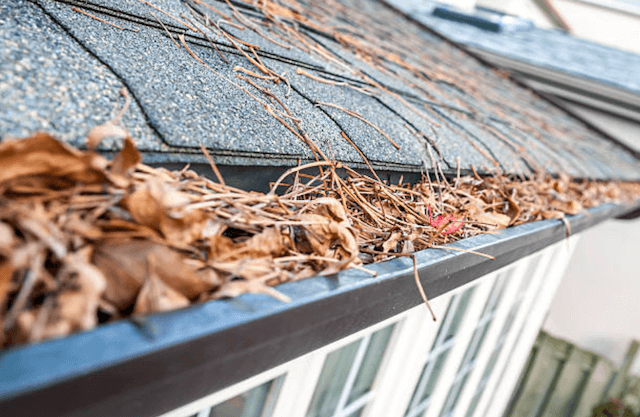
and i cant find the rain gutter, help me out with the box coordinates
[0,202,638,417]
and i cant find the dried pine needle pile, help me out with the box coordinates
[0,130,639,349]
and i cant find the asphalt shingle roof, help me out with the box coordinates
[2,0,640,180]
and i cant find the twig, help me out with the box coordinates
[317,102,401,150]
[138,0,197,32]
[199,144,225,186]
[73,7,130,31]
[150,11,180,48]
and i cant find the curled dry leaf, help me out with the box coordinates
[54,248,107,331]
[133,255,190,315]
[125,177,207,245]
[0,133,109,187]
[465,203,511,230]
[93,240,219,309]
[110,137,141,177]
[295,197,358,263]
[86,122,129,150]
[0,222,15,254]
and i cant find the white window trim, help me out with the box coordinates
[458,256,538,417]
[421,274,496,417]
[446,257,540,417]
[438,271,513,417]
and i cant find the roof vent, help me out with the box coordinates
[432,5,533,32]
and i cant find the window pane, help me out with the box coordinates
[209,376,283,417]
[445,288,475,342]
[347,324,395,403]
[421,351,451,403]
[306,339,360,417]
[346,409,363,417]
[440,373,470,417]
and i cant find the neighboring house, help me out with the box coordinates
[2,2,640,417]
[388,0,640,382]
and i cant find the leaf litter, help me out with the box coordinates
[0,125,639,349]
[4,0,640,348]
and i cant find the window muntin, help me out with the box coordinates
[438,273,509,417]
[404,286,476,417]
[306,323,395,417]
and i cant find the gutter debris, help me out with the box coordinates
[0,128,638,350]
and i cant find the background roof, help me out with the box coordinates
[2,0,640,180]
[389,0,640,96]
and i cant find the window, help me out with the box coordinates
[188,376,284,417]
[438,273,509,417]
[306,324,395,417]
[463,261,538,417]
[404,287,476,417]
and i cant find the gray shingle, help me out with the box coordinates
[2,0,640,181]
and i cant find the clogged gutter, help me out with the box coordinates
[0,128,639,349]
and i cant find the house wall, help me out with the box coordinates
[154,242,576,417]
[551,0,640,55]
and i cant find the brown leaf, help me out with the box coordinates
[211,258,276,280]
[86,123,129,150]
[93,240,220,309]
[218,228,289,261]
[54,247,107,331]
[296,213,358,261]
[382,230,403,253]
[0,222,15,255]
[0,262,14,310]
[133,255,190,315]
[465,204,510,229]
[110,137,141,177]
[551,200,582,215]
[124,178,206,244]
[0,133,109,186]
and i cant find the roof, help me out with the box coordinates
[2,0,640,182]
[388,1,640,100]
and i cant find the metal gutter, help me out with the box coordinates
[0,202,637,417]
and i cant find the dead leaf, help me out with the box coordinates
[133,255,190,315]
[93,240,219,308]
[124,178,206,244]
[0,133,109,186]
[465,204,511,229]
[86,123,129,150]
[110,137,141,177]
[0,222,15,254]
[0,262,13,310]
[55,247,107,331]
[382,230,402,252]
